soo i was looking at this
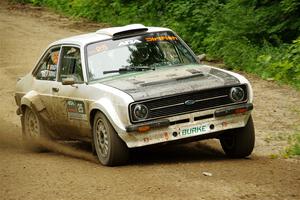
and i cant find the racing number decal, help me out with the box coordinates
[145,36,178,42]
[66,100,87,120]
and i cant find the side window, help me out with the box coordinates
[59,46,83,83]
[35,48,60,81]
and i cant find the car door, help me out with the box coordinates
[50,45,91,141]
[31,46,61,135]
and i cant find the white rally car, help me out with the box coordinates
[15,24,255,166]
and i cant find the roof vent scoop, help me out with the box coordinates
[96,24,148,39]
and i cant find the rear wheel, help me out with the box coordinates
[219,115,255,158]
[93,112,129,166]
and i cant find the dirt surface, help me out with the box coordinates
[0,1,300,199]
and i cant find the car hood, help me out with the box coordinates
[97,64,240,101]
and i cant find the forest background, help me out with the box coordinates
[15,0,300,88]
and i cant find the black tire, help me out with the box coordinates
[22,107,47,151]
[219,115,255,158]
[93,112,129,166]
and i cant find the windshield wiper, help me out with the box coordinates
[103,66,154,75]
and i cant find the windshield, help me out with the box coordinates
[86,31,197,81]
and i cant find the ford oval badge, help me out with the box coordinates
[184,100,196,106]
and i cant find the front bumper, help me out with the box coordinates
[122,103,253,148]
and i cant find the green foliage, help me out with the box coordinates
[259,38,300,88]
[284,133,300,157]
[205,0,300,88]
[12,0,300,88]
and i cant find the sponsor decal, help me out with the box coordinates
[143,137,150,143]
[95,44,108,52]
[180,124,209,136]
[222,121,228,128]
[66,100,87,120]
[118,39,142,46]
[145,36,178,42]
[142,132,170,144]
[164,132,169,141]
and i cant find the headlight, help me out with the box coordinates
[230,87,244,102]
[133,104,148,120]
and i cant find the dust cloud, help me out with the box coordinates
[33,137,97,163]
[0,130,97,163]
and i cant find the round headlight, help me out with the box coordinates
[230,87,245,102]
[133,104,148,120]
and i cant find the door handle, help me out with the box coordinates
[52,87,59,92]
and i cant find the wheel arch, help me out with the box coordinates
[20,91,46,114]
[89,108,100,128]
[19,91,53,136]
[89,99,127,135]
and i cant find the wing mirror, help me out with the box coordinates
[197,54,206,62]
[62,77,75,85]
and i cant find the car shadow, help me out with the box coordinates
[128,140,227,165]
[47,139,227,165]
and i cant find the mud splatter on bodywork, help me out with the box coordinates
[99,64,240,100]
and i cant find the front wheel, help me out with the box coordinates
[93,112,129,166]
[219,115,255,158]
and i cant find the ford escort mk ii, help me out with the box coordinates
[15,24,255,166]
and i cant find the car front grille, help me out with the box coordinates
[129,84,248,123]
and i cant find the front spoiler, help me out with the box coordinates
[121,103,253,148]
[125,103,253,132]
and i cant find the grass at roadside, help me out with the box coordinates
[284,133,300,157]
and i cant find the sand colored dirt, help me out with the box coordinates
[0,1,300,199]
